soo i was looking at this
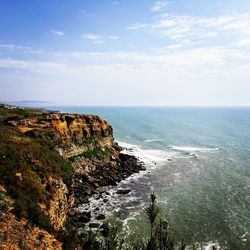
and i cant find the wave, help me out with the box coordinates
[171,145,219,153]
[118,141,218,166]
[117,141,175,166]
[144,139,163,143]
[80,141,220,233]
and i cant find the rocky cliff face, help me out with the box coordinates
[7,113,115,231]
[47,177,70,232]
[1,107,144,249]
[8,113,114,158]
[0,185,62,250]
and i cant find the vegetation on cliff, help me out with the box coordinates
[0,104,146,249]
[68,145,111,162]
[0,105,44,122]
[0,184,63,249]
[0,105,74,232]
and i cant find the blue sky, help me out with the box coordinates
[1,0,250,106]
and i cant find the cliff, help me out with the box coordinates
[7,113,114,158]
[0,185,62,250]
[0,105,145,249]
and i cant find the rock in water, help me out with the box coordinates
[96,214,105,220]
[116,189,131,194]
[89,223,100,228]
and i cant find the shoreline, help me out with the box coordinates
[70,139,177,232]
[0,104,148,249]
[66,145,147,231]
[0,104,244,250]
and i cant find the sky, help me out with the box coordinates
[1,0,250,106]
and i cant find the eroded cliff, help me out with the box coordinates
[8,113,114,158]
[0,185,62,250]
[0,105,144,249]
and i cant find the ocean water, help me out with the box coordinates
[50,106,250,249]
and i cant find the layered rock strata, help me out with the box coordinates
[0,185,62,250]
[8,113,113,158]
[2,109,145,249]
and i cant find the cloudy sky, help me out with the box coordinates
[1,0,250,106]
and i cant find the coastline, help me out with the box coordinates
[66,145,146,228]
[0,104,147,249]
[1,104,249,249]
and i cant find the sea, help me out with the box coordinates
[39,106,250,249]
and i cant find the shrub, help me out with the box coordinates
[0,121,73,232]
[78,194,187,250]
[69,146,111,162]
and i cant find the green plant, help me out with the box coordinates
[77,194,187,250]
[145,192,161,242]
[143,193,187,250]
[0,193,5,201]
[79,220,125,250]
[101,220,125,250]
[0,105,43,122]
[69,146,111,162]
[0,112,74,233]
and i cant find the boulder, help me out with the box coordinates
[96,214,105,220]
[77,212,91,223]
[116,189,131,195]
[89,223,100,228]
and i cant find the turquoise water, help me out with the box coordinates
[51,106,250,249]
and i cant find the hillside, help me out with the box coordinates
[0,104,144,249]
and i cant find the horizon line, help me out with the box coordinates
[2,101,250,109]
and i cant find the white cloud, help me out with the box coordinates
[0,44,45,55]
[50,30,64,36]
[0,58,66,73]
[108,35,119,40]
[83,33,104,44]
[151,1,168,12]
[1,45,248,72]
[165,44,182,49]
[0,44,32,50]
[83,34,119,43]
[1,45,250,105]
[127,12,250,45]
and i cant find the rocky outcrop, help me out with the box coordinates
[47,177,70,231]
[72,153,145,206]
[2,108,145,249]
[8,113,114,158]
[0,185,62,250]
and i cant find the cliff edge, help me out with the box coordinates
[0,104,144,249]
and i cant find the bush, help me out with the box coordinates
[0,123,73,232]
[0,193,5,201]
[0,105,43,122]
[69,146,111,162]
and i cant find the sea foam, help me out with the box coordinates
[144,139,163,143]
[171,145,219,152]
[118,140,175,166]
